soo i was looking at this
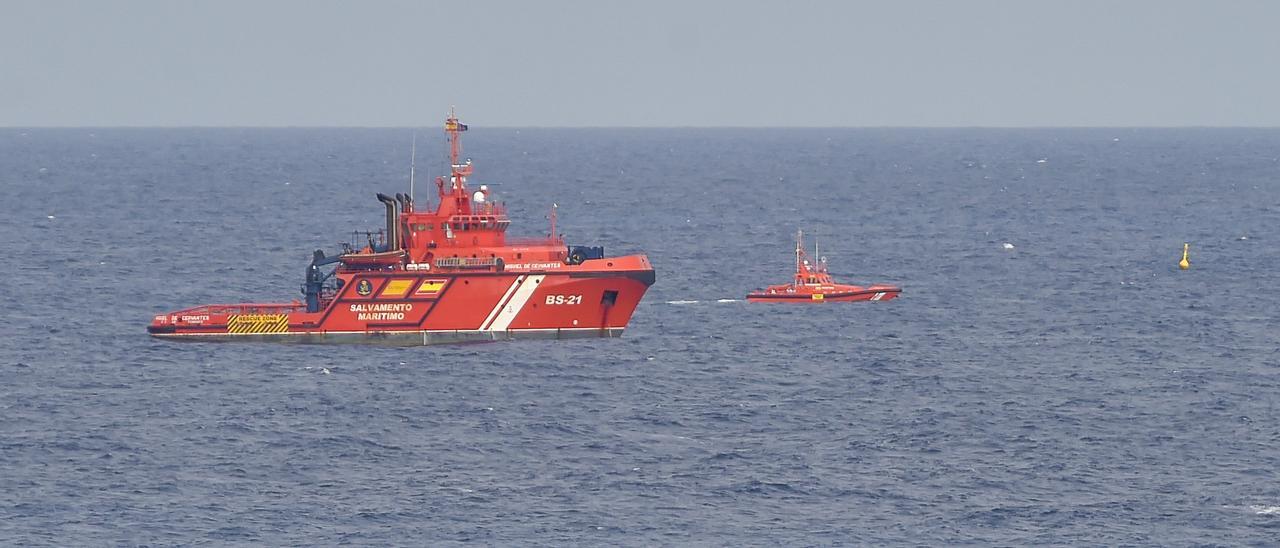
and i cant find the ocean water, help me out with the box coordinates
[1,127,1278,545]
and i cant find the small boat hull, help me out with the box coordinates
[747,286,900,303]
[339,250,406,267]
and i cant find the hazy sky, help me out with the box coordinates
[3,0,1278,127]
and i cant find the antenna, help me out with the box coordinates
[796,229,803,272]
[550,203,558,239]
[409,132,417,205]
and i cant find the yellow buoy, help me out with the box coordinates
[1179,243,1190,270]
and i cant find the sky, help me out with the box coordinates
[3,0,1278,127]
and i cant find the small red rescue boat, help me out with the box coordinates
[747,230,900,303]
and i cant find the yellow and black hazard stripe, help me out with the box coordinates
[226,314,290,334]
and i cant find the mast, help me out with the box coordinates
[409,132,417,206]
[796,229,803,279]
[550,203,558,238]
[442,107,474,214]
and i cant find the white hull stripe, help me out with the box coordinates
[487,275,545,332]
[871,292,885,301]
[479,275,524,331]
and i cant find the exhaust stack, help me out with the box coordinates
[395,193,409,216]
[376,193,398,251]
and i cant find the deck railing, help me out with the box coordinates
[172,302,308,316]
[433,256,501,269]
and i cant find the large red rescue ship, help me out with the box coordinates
[747,230,899,303]
[149,110,655,345]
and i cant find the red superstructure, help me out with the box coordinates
[149,109,655,345]
[747,230,899,303]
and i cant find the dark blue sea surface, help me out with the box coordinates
[2,127,1279,545]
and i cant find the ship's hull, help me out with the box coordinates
[149,326,626,345]
[746,286,900,303]
[149,255,654,346]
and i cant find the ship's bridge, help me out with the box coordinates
[402,201,514,252]
[444,202,510,232]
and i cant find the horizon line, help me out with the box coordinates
[5,125,1280,130]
